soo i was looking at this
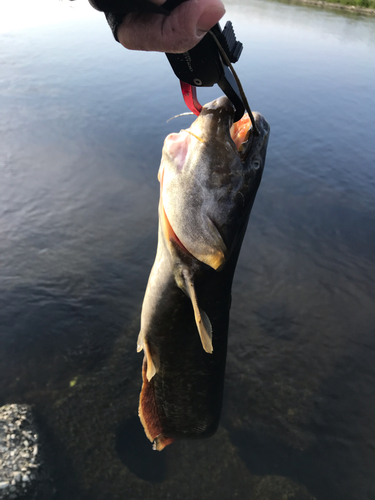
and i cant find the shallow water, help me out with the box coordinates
[1,1,375,499]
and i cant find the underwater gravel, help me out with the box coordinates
[0,404,52,500]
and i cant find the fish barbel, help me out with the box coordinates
[137,96,270,450]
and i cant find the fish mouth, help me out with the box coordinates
[230,112,252,156]
[193,96,255,159]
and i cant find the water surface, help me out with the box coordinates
[1,1,374,499]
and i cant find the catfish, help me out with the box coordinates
[137,96,270,450]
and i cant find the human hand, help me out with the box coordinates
[117,0,225,53]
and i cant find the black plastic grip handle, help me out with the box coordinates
[165,22,242,86]
[165,20,245,121]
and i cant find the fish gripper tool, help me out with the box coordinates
[164,0,250,123]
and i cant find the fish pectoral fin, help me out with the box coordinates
[205,216,227,269]
[138,337,160,382]
[183,270,213,354]
[188,217,227,271]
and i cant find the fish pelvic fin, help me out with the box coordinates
[183,270,213,354]
[198,308,213,354]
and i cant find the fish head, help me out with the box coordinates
[159,96,270,270]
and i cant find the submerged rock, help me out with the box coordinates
[0,404,53,500]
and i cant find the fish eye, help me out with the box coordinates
[252,157,261,170]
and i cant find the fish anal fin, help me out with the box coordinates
[143,340,160,382]
[183,270,213,354]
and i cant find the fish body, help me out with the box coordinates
[137,97,270,450]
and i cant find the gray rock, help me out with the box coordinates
[0,404,54,500]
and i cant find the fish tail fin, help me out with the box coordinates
[183,270,213,354]
[138,357,175,451]
[153,434,175,451]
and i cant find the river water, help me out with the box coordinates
[0,0,374,499]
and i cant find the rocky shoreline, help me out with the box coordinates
[283,0,375,15]
[0,405,53,500]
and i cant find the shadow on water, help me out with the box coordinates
[115,415,167,483]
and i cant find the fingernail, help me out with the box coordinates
[196,5,226,36]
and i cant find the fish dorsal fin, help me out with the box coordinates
[183,270,213,354]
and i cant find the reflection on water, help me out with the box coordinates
[1,0,375,499]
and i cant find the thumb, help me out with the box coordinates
[117,0,226,53]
